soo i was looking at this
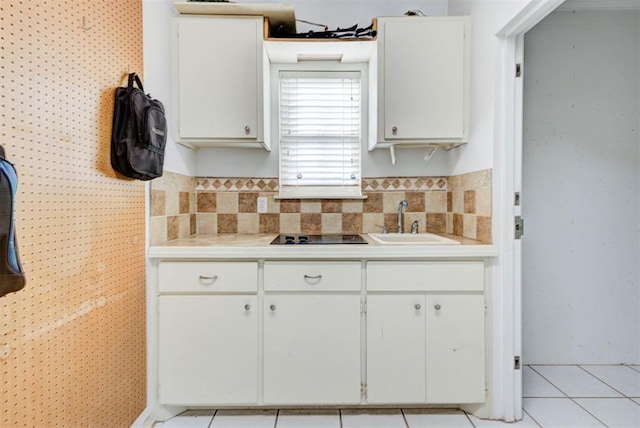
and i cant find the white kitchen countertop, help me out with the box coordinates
[148,234,498,260]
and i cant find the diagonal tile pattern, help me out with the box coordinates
[523,398,605,427]
[530,365,623,398]
[524,364,640,428]
[579,365,640,397]
[574,398,640,428]
[523,366,566,398]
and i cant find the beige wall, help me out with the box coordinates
[0,1,146,426]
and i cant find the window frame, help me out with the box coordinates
[270,61,369,199]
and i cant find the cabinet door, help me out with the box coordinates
[383,18,465,140]
[158,295,258,405]
[177,17,261,140]
[366,295,426,403]
[425,294,485,403]
[263,295,361,404]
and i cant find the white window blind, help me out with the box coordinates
[279,71,362,198]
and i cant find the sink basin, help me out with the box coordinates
[368,233,460,245]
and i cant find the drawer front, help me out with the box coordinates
[264,261,361,292]
[367,261,484,292]
[159,261,258,293]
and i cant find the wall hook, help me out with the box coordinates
[82,16,93,31]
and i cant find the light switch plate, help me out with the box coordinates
[257,197,268,213]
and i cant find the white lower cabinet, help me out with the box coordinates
[367,294,485,404]
[154,259,486,408]
[366,261,486,404]
[367,294,426,403]
[262,261,362,404]
[158,295,258,405]
[263,294,361,404]
[425,294,485,403]
[157,260,259,405]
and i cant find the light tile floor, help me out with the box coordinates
[156,365,640,427]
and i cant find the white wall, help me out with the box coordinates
[143,0,197,176]
[522,9,640,364]
[447,0,531,175]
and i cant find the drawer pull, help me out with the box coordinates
[199,275,218,282]
[434,304,441,311]
[244,304,251,311]
[303,274,322,280]
[269,304,276,311]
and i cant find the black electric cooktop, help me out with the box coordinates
[270,234,368,245]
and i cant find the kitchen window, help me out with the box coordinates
[275,66,366,199]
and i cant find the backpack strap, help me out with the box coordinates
[127,73,144,92]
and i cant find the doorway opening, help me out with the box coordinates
[496,0,640,422]
[521,3,640,366]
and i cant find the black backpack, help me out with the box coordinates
[111,73,167,180]
[0,145,26,298]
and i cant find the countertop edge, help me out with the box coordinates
[147,245,499,259]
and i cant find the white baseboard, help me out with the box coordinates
[131,407,155,428]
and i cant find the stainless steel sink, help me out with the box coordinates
[368,233,460,245]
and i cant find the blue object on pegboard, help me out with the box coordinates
[0,145,26,297]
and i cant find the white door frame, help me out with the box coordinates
[492,0,564,422]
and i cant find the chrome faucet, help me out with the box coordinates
[411,220,419,234]
[397,200,408,233]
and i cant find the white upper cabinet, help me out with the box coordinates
[374,16,470,148]
[173,16,268,149]
[172,16,468,152]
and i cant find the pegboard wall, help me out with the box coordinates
[0,1,146,426]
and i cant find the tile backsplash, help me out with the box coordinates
[149,171,196,245]
[150,170,492,244]
[448,169,492,242]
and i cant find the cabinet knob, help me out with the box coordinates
[269,304,276,311]
[414,304,421,310]
[392,126,398,135]
[244,304,251,311]
[244,125,251,133]
[434,304,441,311]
